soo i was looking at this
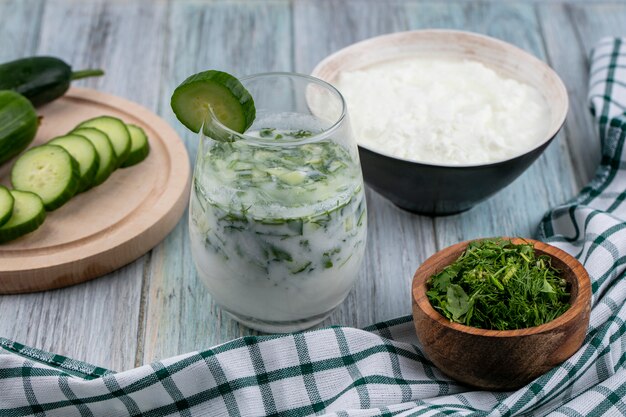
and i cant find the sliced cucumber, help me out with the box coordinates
[76,116,131,166]
[0,190,45,244]
[121,124,150,168]
[49,134,99,192]
[0,185,14,228]
[171,70,255,134]
[11,144,80,211]
[72,127,116,186]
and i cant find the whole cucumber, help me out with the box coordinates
[0,56,104,107]
[0,90,39,165]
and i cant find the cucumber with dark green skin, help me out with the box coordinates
[0,57,104,107]
[121,124,150,167]
[0,190,46,244]
[11,144,80,211]
[0,185,14,228]
[0,90,39,166]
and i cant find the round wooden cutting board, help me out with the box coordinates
[0,88,191,294]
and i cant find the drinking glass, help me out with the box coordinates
[189,73,367,333]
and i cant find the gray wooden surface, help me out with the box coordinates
[1,0,625,372]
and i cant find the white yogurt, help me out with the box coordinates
[336,58,552,165]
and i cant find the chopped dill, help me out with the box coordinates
[426,238,570,330]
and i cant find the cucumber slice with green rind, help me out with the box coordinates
[0,185,14,228]
[0,190,46,244]
[121,124,150,168]
[76,116,131,166]
[49,134,99,192]
[72,127,116,186]
[11,144,80,211]
[171,70,255,134]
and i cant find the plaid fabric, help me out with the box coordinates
[1,37,626,417]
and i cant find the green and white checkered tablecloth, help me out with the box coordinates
[2,37,626,417]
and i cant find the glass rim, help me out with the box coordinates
[203,71,347,145]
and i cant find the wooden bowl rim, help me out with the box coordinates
[412,237,591,337]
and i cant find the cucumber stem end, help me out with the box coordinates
[71,69,105,80]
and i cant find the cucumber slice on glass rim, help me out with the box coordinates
[171,70,255,134]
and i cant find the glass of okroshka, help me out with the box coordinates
[188,73,367,333]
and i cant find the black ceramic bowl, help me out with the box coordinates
[357,141,557,215]
[312,30,568,215]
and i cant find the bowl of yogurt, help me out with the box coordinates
[312,30,568,215]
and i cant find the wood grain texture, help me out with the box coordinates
[412,238,591,390]
[296,0,578,325]
[567,0,626,54]
[0,0,44,62]
[537,3,601,187]
[141,0,293,363]
[0,88,190,294]
[0,0,169,370]
[536,2,626,200]
[294,0,439,329]
[0,0,616,372]
[407,2,578,250]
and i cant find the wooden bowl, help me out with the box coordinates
[411,238,591,390]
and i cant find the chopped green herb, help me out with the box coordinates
[338,253,353,268]
[356,207,366,227]
[259,127,275,137]
[258,128,311,140]
[287,129,313,138]
[268,244,293,262]
[290,261,312,274]
[322,248,341,269]
[426,238,570,330]
[193,127,367,282]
